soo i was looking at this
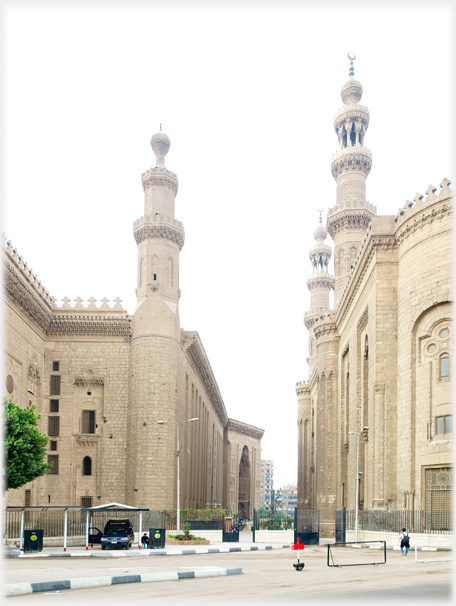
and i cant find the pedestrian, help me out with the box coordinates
[400,527,410,555]
[141,533,149,549]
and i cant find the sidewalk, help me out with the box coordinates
[4,541,292,559]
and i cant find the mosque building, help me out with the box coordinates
[296,55,453,537]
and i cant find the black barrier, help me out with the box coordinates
[149,528,166,549]
[294,509,319,545]
[327,541,387,567]
[23,529,43,552]
[222,515,239,542]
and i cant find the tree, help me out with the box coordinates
[3,397,51,490]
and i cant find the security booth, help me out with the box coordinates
[81,503,151,550]
[23,529,43,552]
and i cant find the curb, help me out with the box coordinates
[5,566,243,596]
[4,544,291,558]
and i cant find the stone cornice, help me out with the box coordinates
[3,251,53,333]
[313,313,338,340]
[141,167,178,196]
[226,418,264,440]
[133,215,185,250]
[181,330,228,426]
[330,147,372,180]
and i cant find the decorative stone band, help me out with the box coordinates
[327,199,376,219]
[306,275,334,291]
[308,243,332,258]
[74,376,105,387]
[327,209,375,238]
[334,104,370,131]
[313,313,338,340]
[331,147,372,179]
[141,167,178,195]
[3,235,55,308]
[226,418,265,440]
[133,215,185,250]
[3,256,53,332]
[48,315,132,337]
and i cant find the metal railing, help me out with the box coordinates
[4,509,166,540]
[346,509,452,534]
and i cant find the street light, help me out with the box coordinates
[157,417,199,536]
[348,426,369,543]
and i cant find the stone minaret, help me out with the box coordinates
[126,130,185,508]
[327,54,376,308]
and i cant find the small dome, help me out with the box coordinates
[151,131,171,167]
[341,77,363,105]
[314,224,327,243]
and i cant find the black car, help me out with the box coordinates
[100,519,135,550]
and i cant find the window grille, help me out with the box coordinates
[52,361,60,372]
[82,411,95,434]
[50,375,61,395]
[50,399,59,412]
[81,496,92,508]
[48,416,60,437]
[48,455,59,474]
[50,441,57,451]
[426,468,452,516]
[83,456,92,476]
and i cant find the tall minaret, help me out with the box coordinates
[327,54,376,308]
[126,129,185,508]
[305,210,334,373]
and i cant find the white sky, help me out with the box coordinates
[2,1,454,490]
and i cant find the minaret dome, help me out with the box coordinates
[151,130,171,168]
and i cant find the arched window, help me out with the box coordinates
[440,353,449,381]
[83,456,92,476]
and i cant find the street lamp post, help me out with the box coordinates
[157,417,198,536]
[348,426,369,543]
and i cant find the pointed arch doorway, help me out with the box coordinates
[238,445,251,519]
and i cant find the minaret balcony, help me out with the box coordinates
[306,273,334,291]
[334,103,370,131]
[330,146,372,180]
[133,214,185,249]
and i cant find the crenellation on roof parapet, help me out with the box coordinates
[3,234,54,307]
[395,178,452,226]
[53,296,127,312]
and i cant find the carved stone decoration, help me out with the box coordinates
[76,436,98,447]
[133,224,185,250]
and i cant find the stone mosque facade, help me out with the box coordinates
[296,58,453,537]
[3,132,263,516]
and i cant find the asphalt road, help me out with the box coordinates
[5,545,453,604]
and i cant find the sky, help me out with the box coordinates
[2,1,454,490]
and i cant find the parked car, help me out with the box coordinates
[100,519,135,550]
[88,527,103,544]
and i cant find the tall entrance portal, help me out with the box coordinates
[238,446,251,519]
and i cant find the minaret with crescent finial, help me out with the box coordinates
[127,128,184,508]
[327,54,376,308]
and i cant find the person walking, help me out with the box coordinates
[400,528,410,555]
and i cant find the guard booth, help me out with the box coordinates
[23,529,43,552]
[222,514,239,542]
[294,509,319,546]
[335,507,346,543]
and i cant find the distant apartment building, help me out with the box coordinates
[260,460,274,509]
[280,482,297,514]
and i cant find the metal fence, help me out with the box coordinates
[4,509,166,540]
[346,509,452,534]
[253,509,295,531]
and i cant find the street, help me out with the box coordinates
[5,545,453,603]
